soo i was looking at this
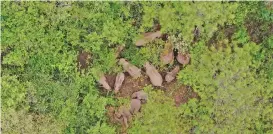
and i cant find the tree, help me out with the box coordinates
[178,41,273,133]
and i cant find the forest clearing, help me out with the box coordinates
[1,1,273,134]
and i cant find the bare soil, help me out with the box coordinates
[105,106,118,124]
[224,25,237,42]
[105,70,198,106]
[208,25,237,48]
[77,50,91,70]
[245,17,273,44]
[105,72,152,98]
[171,84,198,107]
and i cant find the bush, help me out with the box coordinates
[1,1,272,133]
[178,41,273,133]
[128,86,184,134]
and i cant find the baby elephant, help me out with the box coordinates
[130,99,142,114]
[115,106,132,128]
[161,50,174,65]
[98,74,111,91]
[144,62,163,87]
[177,53,190,65]
[119,58,141,78]
[160,43,174,65]
[136,31,162,46]
[114,72,125,93]
[165,66,180,83]
[131,90,148,103]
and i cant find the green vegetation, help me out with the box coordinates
[1,1,272,134]
[178,41,273,133]
[128,86,184,134]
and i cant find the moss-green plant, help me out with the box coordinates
[128,86,185,134]
[178,41,273,133]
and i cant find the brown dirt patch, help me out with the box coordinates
[105,106,125,133]
[164,81,198,107]
[105,74,117,88]
[208,25,236,48]
[245,18,273,44]
[173,86,198,107]
[105,72,151,98]
[105,105,130,134]
[105,106,118,124]
[77,50,91,70]
[1,47,12,64]
[224,25,237,41]
[104,69,199,133]
[104,70,199,106]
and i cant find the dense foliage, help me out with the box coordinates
[1,1,272,134]
[128,86,184,134]
[178,41,273,133]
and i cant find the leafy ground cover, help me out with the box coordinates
[1,1,273,134]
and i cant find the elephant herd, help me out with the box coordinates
[96,30,191,128]
[98,31,191,91]
[114,90,148,128]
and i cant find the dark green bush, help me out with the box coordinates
[1,1,272,133]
